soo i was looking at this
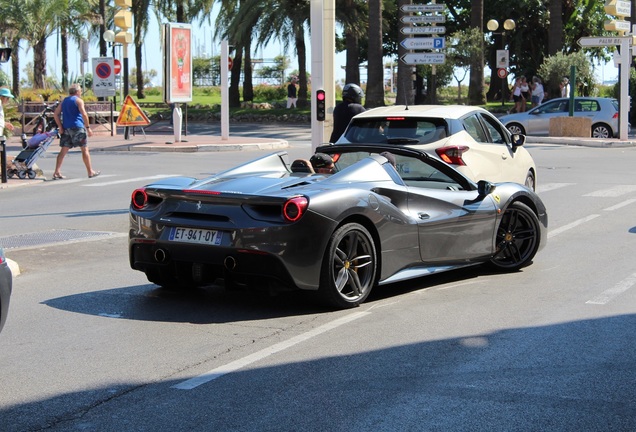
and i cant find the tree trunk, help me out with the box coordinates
[135,42,145,99]
[365,0,384,108]
[243,38,254,102]
[344,0,359,86]
[468,0,485,105]
[229,46,242,107]
[33,38,47,89]
[11,43,19,98]
[295,28,308,108]
[548,0,562,56]
[61,29,69,90]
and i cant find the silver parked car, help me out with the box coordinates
[499,97,620,138]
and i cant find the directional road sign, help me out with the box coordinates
[578,36,631,47]
[401,53,446,65]
[400,37,445,50]
[604,19,631,32]
[400,26,446,35]
[400,4,446,12]
[401,15,446,24]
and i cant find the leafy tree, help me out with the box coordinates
[538,51,594,99]
[447,28,484,104]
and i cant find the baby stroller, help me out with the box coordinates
[8,129,58,179]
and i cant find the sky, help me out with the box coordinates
[8,6,349,88]
[3,6,618,90]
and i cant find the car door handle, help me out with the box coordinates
[418,212,430,220]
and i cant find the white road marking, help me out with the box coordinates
[83,174,181,187]
[584,185,636,197]
[586,273,636,305]
[547,214,600,239]
[604,198,636,211]
[172,311,371,390]
[536,183,575,194]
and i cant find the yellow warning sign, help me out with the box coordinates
[117,95,151,127]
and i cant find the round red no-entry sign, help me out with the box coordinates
[497,68,508,79]
[114,59,122,75]
[228,57,233,71]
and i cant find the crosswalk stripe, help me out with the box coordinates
[536,182,575,193]
[584,185,636,197]
[83,174,181,187]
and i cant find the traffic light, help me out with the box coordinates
[316,89,326,121]
[114,0,133,44]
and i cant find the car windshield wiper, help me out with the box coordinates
[386,137,420,144]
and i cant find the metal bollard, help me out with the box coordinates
[1,137,6,184]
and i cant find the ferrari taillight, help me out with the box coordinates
[131,188,148,209]
[283,196,309,222]
[436,145,469,166]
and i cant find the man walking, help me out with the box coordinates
[286,77,298,109]
[52,84,100,179]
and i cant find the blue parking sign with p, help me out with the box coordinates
[434,38,444,49]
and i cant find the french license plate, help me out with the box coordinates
[169,227,223,245]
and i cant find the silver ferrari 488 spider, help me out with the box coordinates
[129,144,547,309]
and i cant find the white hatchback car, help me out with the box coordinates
[335,105,537,190]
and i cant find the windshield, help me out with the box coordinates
[342,117,448,144]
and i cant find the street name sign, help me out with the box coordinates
[578,36,631,47]
[401,15,446,24]
[401,53,446,65]
[400,26,446,35]
[400,4,446,12]
[400,37,445,50]
[604,19,631,32]
[604,0,631,17]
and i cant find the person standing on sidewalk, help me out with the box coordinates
[286,77,298,108]
[52,84,100,179]
[0,87,15,137]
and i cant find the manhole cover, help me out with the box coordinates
[0,230,122,250]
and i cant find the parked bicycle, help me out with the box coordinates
[32,101,59,135]
[23,101,59,149]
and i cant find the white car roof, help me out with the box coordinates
[352,105,485,120]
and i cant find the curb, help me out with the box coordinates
[525,136,636,148]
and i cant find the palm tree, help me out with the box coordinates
[132,0,152,98]
[336,0,367,85]
[548,0,562,56]
[222,0,310,107]
[365,0,383,107]
[0,0,24,96]
[57,0,102,89]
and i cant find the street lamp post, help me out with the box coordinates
[487,18,515,106]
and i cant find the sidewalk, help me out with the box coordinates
[1,124,290,189]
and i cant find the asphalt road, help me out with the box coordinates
[0,137,635,431]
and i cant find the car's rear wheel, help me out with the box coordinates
[507,123,525,135]
[489,201,541,271]
[592,123,612,138]
[524,170,535,191]
[319,223,377,309]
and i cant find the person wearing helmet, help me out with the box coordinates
[0,87,15,137]
[329,83,365,143]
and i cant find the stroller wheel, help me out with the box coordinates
[17,170,26,179]
[27,169,37,179]
[8,170,15,179]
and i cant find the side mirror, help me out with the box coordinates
[511,133,525,151]
[477,180,496,197]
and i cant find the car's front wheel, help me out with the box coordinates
[319,223,377,309]
[524,170,536,191]
[592,123,612,138]
[489,201,541,271]
[507,123,526,135]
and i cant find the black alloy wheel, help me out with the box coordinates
[489,201,541,271]
[319,223,377,309]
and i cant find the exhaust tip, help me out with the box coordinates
[154,249,167,263]
[224,256,237,271]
